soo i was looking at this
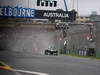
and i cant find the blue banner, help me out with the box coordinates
[0,6,35,18]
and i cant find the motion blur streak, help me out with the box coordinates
[14,69,49,75]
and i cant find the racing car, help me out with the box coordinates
[44,47,58,56]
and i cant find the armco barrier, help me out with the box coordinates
[66,50,79,55]
[64,49,100,58]
[79,50,88,56]
[65,50,88,56]
[96,51,100,58]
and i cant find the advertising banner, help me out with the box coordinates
[0,6,76,21]
[35,10,69,19]
[35,10,77,21]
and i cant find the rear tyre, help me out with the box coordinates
[45,50,48,55]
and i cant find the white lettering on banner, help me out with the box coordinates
[4,8,7,16]
[43,13,47,17]
[43,12,69,18]
[13,8,18,16]
[17,8,22,17]
[31,9,35,17]
[21,8,26,17]
[26,9,31,17]
[0,8,3,16]
[8,7,13,16]
[0,6,35,18]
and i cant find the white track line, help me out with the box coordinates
[14,69,49,75]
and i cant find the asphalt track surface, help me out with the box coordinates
[0,51,100,75]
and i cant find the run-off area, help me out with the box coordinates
[0,25,57,54]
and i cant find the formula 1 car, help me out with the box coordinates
[44,47,58,56]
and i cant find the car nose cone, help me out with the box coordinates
[0,61,21,75]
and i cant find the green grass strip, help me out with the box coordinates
[63,54,100,60]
